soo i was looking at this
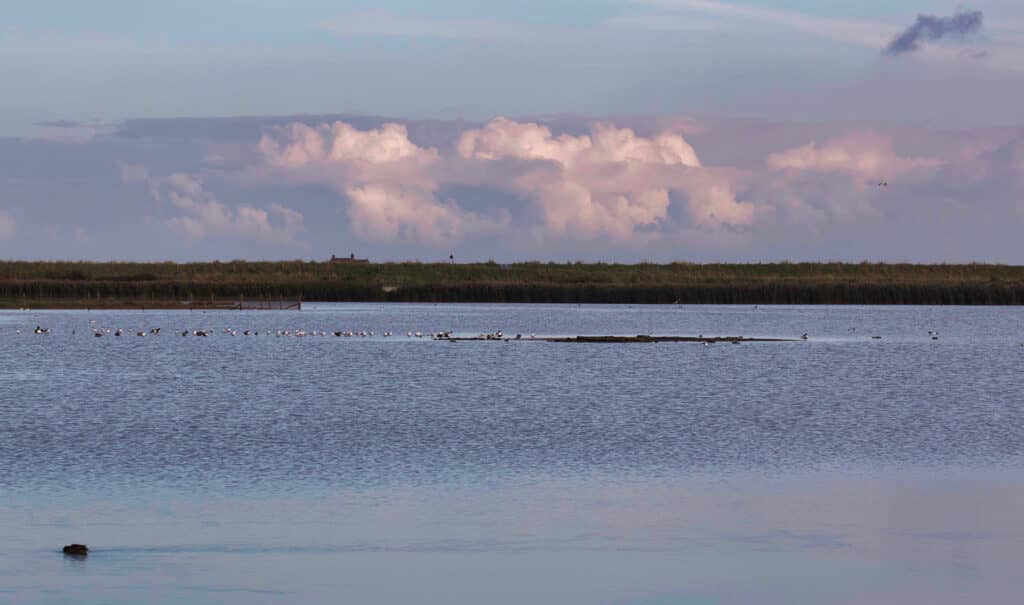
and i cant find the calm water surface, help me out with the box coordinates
[1,304,1023,604]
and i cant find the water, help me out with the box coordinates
[2,304,1023,604]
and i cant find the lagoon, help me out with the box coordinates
[2,304,1023,604]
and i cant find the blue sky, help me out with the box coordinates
[2,1,1021,133]
[1,1,1023,261]
[0,1,950,35]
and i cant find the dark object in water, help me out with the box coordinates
[62,544,88,556]
[446,334,797,344]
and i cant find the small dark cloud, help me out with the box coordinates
[34,120,83,129]
[885,10,983,56]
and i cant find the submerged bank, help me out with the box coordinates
[2,260,1024,307]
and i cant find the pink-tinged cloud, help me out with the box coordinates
[234,115,1024,257]
[346,185,505,246]
[259,121,436,165]
[766,132,942,181]
[0,210,15,240]
[158,173,304,244]
[679,175,756,230]
[458,117,701,167]
[259,121,506,245]
[457,118,751,239]
[257,117,756,245]
[259,122,438,189]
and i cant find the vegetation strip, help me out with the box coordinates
[2,260,1024,306]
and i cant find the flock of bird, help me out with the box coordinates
[14,324,949,342]
[17,323,459,339]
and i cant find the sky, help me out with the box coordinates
[1,1,1023,262]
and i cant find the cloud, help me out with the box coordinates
[885,10,984,56]
[11,112,1024,262]
[204,115,1024,260]
[458,117,702,167]
[457,117,751,239]
[146,173,304,244]
[258,117,752,246]
[0,211,15,240]
[629,2,1017,72]
[119,162,165,203]
[259,121,507,245]
[259,121,436,168]
[345,185,506,246]
[258,121,439,195]
[766,133,941,181]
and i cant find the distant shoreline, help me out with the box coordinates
[2,260,1024,307]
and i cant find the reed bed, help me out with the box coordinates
[2,261,1023,306]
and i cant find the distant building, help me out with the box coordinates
[330,253,369,264]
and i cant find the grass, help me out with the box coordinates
[2,260,1023,306]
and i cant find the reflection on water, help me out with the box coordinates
[1,304,1023,604]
